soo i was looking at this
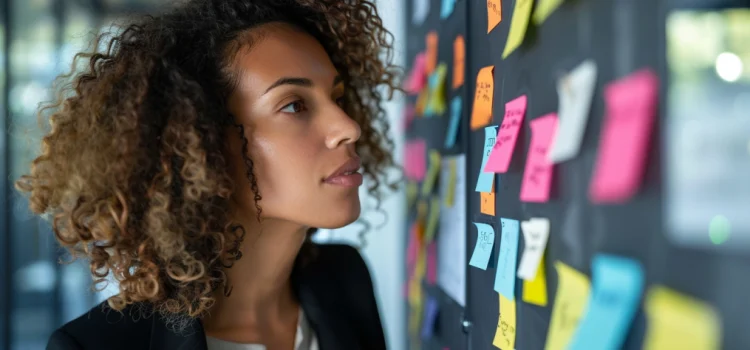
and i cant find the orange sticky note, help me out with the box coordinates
[470,66,495,130]
[425,31,439,75]
[452,35,465,89]
[589,69,658,203]
[481,186,495,216]
[520,113,559,202]
[487,0,503,33]
[415,88,429,116]
[484,95,527,173]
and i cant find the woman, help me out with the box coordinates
[17,0,400,349]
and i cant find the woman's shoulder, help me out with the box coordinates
[46,301,154,350]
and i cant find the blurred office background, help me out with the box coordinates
[0,0,406,349]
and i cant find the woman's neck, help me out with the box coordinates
[202,217,309,334]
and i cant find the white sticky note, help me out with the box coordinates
[413,0,430,25]
[547,60,597,163]
[517,218,550,280]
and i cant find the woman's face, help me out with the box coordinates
[225,23,363,229]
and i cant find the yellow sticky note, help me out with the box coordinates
[533,0,564,24]
[421,150,442,196]
[406,181,418,208]
[470,66,495,130]
[417,199,428,226]
[425,63,448,116]
[493,294,517,349]
[415,87,429,116]
[522,254,548,306]
[544,261,591,350]
[424,196,441,242]
[502,0,533,59]
[643,286,721,350]
[487,0,502,33]
[452,36,465,89]
[445,158,457,207]
[480,185,495,216]
[425,31,439,75]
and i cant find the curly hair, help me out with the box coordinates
[15,0,400,322]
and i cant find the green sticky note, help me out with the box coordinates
[532,0,564,24]
[502,0,534,59]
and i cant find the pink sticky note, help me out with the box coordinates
[426,241,437,284]
[404,53,427,94]
[405,139,427,180]
[590,69,658,203]
[484,95,527,173]
[520,113,559,202]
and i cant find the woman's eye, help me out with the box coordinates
[280,100,305,113]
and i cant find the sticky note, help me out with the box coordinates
[544,262,591,350]
[548,60,597,163]
[589,69,658,203]
[487,0,502,33]
[494,218,519,299]
[412,0,430,25]
[517,218,550,280]
[481,188,495,216]
[425,63,448,117]
[440,0,456,19]
[493,295,517,350]
[417,199,428,224]
[424,196,441,242]
[426,241,438,284]
[643,286,721,350]
[444,158,457,206]
[415,87,429,116]
[502,0,533,58]
[523,254,548,306]
[406,181,418,209]
[475,125,498,192]
[569,254,645,350]
[469,222,495,270]
[420,296,439,339]
[452,36,465,89]
[402,103,416,131]
[470,66,494,130]
[404,53,427,94]
[425,31,438,75]
[520,113,559,203]
[421,150,441,196]
[444,96,462,149]
[407,222,421,267]
[532,0,564,24]
[485,95,527,173]
[405,139,426,180]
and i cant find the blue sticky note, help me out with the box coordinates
[421,296,439,340]
[440,0,457,19]
[569,254,645,350]
[475,125,498,192]
[469,222,495,270]
[494,218,519,299]
[444,96,462,148]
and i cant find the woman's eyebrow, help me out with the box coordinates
[263,77,313,95]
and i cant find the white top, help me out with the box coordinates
[206,310,318,350]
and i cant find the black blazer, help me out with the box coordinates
[46,244,387,350]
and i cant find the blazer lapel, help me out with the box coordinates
[148,313,207,350]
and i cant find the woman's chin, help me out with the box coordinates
[316,203,362,229]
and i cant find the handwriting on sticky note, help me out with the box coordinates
[520,113,559,202]
[523,254,548,306]
[412,0,430,25]
[421,150,442,196]
[548,60,597,163]
[426,31,438,75]
[420,296,439,339]
[404,53,427,95]
[445,96,462,149]
[569,254,645,350]
[426,241,438,284]
[470,66,494,130]
[545,261,591,350]
[425,63,448,117]
[589,69,659,203]
[493,295,517,350]
[405,139,427,180]
[643,286,721,350]
[502,0,533,58]
[453,36,465,89]
[494,218,519,299]
[441,0,456,19]
[445,158,457,206]
[476,125,498,192]
[469,222,495,270]
[481,189,495,216]
[518,218,550,280]
[532,0,564,24]
[424,196,441,242]
[485,95,527,173]
[487,0,502,33]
